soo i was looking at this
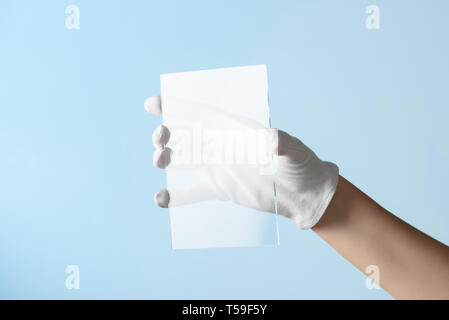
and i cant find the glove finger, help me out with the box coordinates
[154,182,216,208]
[275,129,294,156]
[144,96,162,116]
[152,124,170,147]
[275,128,310,163]
[153,147,172,169]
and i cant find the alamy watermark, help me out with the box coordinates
[365,5,380,30]
[365,264,380,290]
[162,122,278,175]
[65,265,80,290]
[65,5,80,30]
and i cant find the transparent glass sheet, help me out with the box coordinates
[160,65,279,249]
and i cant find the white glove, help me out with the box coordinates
[145,95,339,229]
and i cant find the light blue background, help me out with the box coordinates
[1,0,448,299]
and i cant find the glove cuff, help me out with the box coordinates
[292,161,339,229]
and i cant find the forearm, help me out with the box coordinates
[312,176,449,299]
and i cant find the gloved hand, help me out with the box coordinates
[145,95,339,229]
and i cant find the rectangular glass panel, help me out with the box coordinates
[160,65,279,249]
